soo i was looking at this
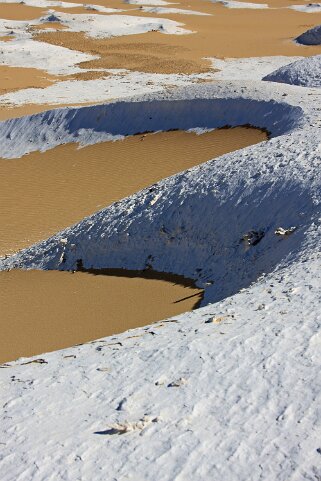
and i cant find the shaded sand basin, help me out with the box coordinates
[0,269,203,363]
[0,127,267,256]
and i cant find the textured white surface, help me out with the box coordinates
[288,3,321,13]
[0,0,124,11]
[0,0,83,7]
[1,54,321,481]
[0,36,97,76]
[141,6,210,14]
[0,36,96,74]
[263,55,321,87]
[41,11,192,37]
[211,0,268,8]
[0,70,216,107]
[124,0,173,5]
[0,9,191,77]
[210,56,303,80]
[296,24,321,46]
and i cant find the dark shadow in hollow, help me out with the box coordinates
[76,265,204,310]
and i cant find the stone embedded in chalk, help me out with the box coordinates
[242,229,265,246]
[275,226,296,236]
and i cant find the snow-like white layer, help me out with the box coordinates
[263,54,321,87]
[141,6,210,14]
[289,3,321,13]
[296,24,321,45]
[0,37,97,74]
[0,36,97,74]
[1,73,321,480]
[211,0,268,8]
[82,3,124,13]
[45,11,191,37]
[0,0,126,13]
[211,56,303,80]
[0,0,83,7]
[0,83,304,158]
[0,0,124,11]
[0,10,190,77]
[124,0,172,5]
[2,256,321,481]
[0,70,216,107]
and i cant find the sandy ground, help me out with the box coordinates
[0,65,58,94]
[0,127,267,256]
[0,3,44,20]
[0,268,203,363]
[0,0,320,103]
[34,0,321,75]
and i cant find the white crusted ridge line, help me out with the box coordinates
[0,81,304,158]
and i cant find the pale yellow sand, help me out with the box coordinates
[0,269,203,363]
[0,127,267,256]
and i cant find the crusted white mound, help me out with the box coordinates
[289,3,321,13]
[0,84,303,158]
[211,0,268,8]
[296,24,321,45]
[124,0,172,5]
[1,67,321,480]
[263,55,321,87]
[141,6,210,14]
[211,56,303,81]
[39,11,192,37]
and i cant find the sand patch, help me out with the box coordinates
[0,65,57,94]
[30,21,68,30]
[0,127,267,256]
[0,34,13,41]
[0,268,203,363]
[34,31,211,73]
[67,69,111,80]
[0,2,44,19]
[33,0,321,71]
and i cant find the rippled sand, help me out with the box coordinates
[34,0,321,75]
[0,127,267,256]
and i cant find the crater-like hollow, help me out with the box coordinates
[0,94,307,362]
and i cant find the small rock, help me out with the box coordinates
[168,377,187,387]
[206,316,224,323]
[275,226,296,236]
[242,230,265,246]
